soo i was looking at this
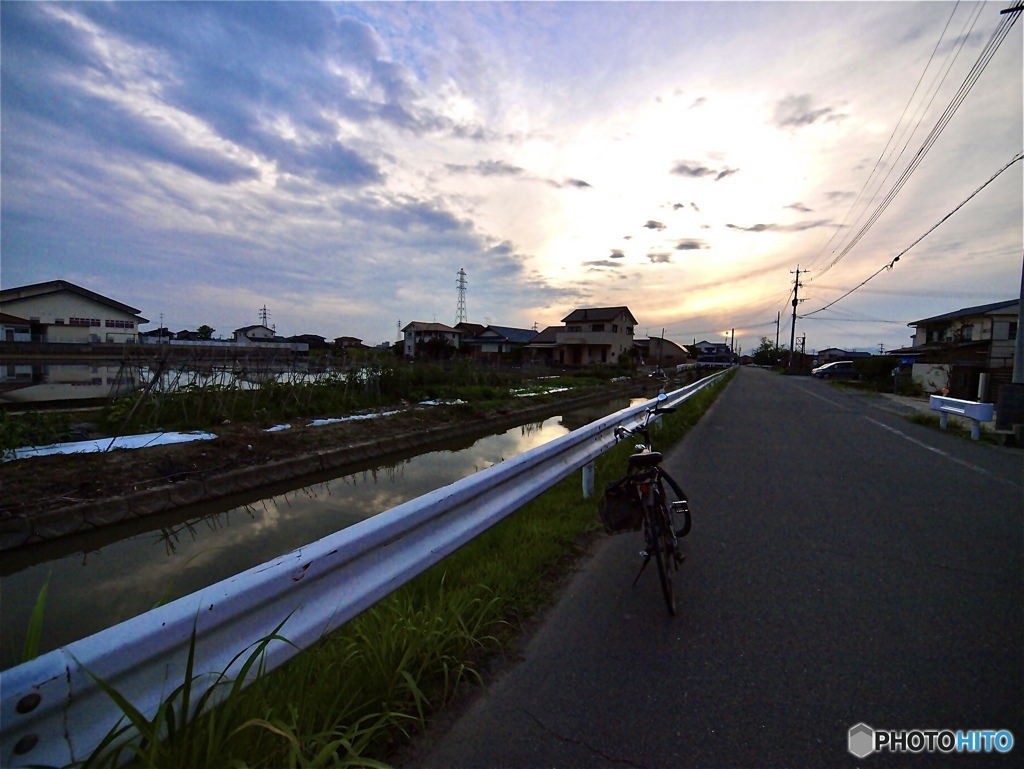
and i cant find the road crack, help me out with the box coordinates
[522,707,647,768]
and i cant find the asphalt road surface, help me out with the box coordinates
[405,367,1022,768]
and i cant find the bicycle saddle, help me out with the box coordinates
[628,451,663,467]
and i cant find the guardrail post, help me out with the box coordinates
[582,461,594,499]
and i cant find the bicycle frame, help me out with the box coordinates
[612,393,690,615]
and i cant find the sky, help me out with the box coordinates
[2,1,1021,355]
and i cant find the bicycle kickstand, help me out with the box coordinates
[632,551,652,587]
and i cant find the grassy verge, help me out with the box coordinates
[81,370,734,769]
[905,412,1003,445]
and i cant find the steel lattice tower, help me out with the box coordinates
[455,268,468,324]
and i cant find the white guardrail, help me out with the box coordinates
[1,370,731,767]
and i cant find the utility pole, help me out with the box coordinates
[730,328,735,354]
[775,312,780,350]
[879,343,886,355]
[788,266,808,370]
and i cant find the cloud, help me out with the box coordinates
[609,249,626,258]
[826,191,856,203]
[672,203,687,210]
[644,220,667,231]
[674,239,708,250]
[725,219,834,233]
[446,160,524,176]
[646,253,672,263]
[582,259,623,269]
[670,161,738,182]
[557,179,598,189]
[773,94,843,129]
[689,97,706,109]
[785,202,813,213]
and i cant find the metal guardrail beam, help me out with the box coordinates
[1,370,731,767]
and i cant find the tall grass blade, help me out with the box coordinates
[22,572,50,663]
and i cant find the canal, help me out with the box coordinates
[1,395,639,669]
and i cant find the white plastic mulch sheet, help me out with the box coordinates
[5,431,218,461]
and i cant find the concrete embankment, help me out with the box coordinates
[1,386,637,551]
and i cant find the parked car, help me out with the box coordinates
[811,360,861,380]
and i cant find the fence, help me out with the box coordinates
[0,369,731,768]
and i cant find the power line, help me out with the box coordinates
[805,0,973,273]
[802,150,1024,318]
[813,3,1020,280]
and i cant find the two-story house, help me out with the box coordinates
[460,326,538,361]
[556,307,637,366]
[893,299,1019,399]
[402,321,461,358]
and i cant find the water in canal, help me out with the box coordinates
[1,397,637,669]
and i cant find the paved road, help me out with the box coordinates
[406,368,1022,768]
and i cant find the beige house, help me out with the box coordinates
[0,280,148,343]
[557,307,637,366]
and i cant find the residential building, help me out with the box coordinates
[892,299,1019,399]
[1,313,32,343]
[233,324,276,345]
[638,337,692,369]
[692,340,734,364]
[557,307,636,366]
[524,326,562,365]
[402,321,461,358]
[333,336,368,350]
[817,347,872,363]
[0,280,148,343]
[460,326,537,361]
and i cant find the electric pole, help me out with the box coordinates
[775,311,780,350]
[788,266,808,370]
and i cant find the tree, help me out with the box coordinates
[197,324,215,340]
[751,337,783,367]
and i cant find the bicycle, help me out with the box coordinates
[599,393,691,615]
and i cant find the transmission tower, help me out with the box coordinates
[259,305,270,328]
[455,268,468,324]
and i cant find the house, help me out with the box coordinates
[891,299,1019,399]
[692,340,734,364]
[557,307,636,366]
[333,336,368,350]
[0,280,148,343]
[139,327,174,342]
[1,313,33,343]
[402,321,461,358]
[233,325,276,345]
[287,334,330,350]
[524,326,562,365]
[817,347,872,363]
[642,337,692,370]
[460,326,537,361]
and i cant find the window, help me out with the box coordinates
[70,317,101,327]
[960,324,974,341]
[566,325,582,333]
[54,318,65,325]
[1011,322,1018,341]
[105,319,135,329]
[612,324,618,333]
[591,324,605,332]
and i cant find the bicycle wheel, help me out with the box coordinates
[649,498,676,616]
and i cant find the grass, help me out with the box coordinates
[905,412,1004,445]
[76,370,734,768]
